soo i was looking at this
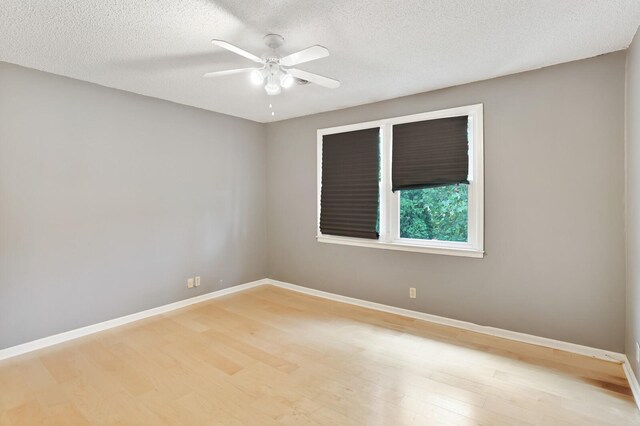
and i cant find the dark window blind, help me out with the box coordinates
[320,128,380,239]
[392,116,469,192]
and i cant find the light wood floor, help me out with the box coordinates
[1,285,638,425]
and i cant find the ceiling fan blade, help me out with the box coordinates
[287,68,340,89]
[203,68,257,78]
[280,45,329,67]
[211,40,263,63]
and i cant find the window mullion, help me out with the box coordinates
[381,124,396,243]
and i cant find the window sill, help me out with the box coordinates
[316,235,484,258]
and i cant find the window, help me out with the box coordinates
[317,104,484,258]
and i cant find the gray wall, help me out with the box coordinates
[1,51,629,354]
[266,52,627,352]
[627,27,640,379]
[0,62,267,349]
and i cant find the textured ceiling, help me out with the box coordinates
[1,1,639,123]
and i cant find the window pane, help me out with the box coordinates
[399,184,468,242]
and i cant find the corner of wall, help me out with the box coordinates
[626,24,640,382]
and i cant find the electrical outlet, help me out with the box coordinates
[636,342,639,364]
[195,276,201,287]
[409,287,416,299]
[187,278,194,289]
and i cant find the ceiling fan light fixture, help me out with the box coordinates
[265,84,281,95]
[250,69,265,85]
[280,73,294,89]
[265,75,281,95]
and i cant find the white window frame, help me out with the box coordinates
[317,104,484,258]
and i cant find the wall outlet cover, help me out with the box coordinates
[187,278,194,289]
[409,287,416,299]
[195,276,201,287]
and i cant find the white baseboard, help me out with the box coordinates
[623,356,640,410]
[0,278,269,361]
[267,279,640,409]
[266,279,626,364]
[1,276,638,411]
[1,277,623,364]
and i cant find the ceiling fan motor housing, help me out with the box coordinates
[263,34,285,50]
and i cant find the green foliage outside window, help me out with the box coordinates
[399,185,468,242]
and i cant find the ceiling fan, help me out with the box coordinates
[204,34,340,96]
